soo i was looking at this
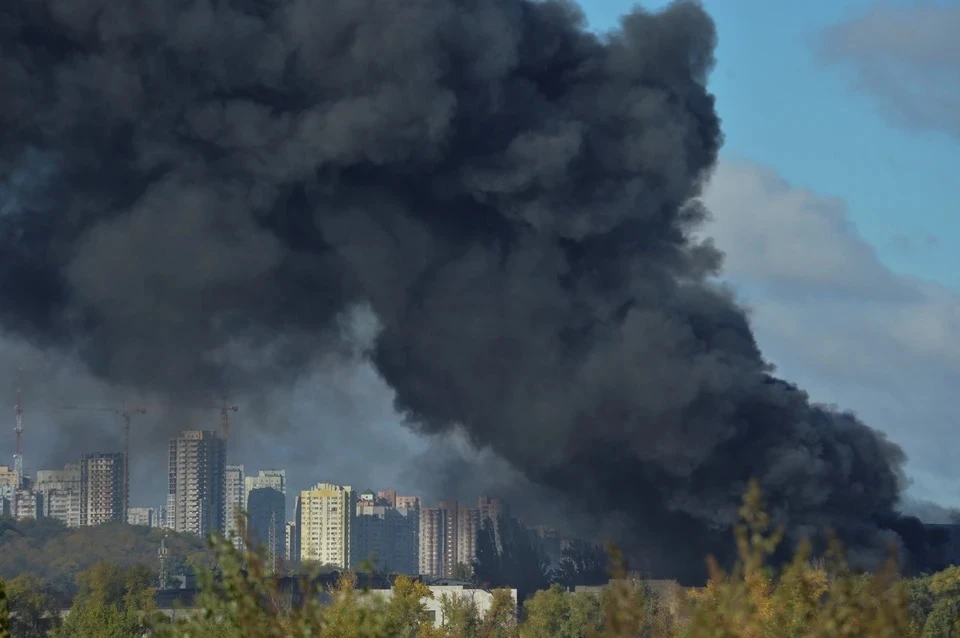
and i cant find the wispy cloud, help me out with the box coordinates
[817,3,960,139]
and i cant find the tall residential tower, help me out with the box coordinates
[168,430,226,537]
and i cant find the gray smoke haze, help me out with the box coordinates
[0,0,914,579]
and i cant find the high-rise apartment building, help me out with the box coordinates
[80,453,125,526]
[457,507,480,571]
[36,464,82,527]
[438,500,460,578]
[478,496,506,551]
[168,430,226,537]
[298,483,355,569]
[356,493,419,575]
[247,487,285,566]
[225,465,245,545]
[418,499,486,578]
[419,506,446,577]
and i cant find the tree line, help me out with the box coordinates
[3,481,960,635]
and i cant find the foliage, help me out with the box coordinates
[52,561,157,638]
[8,482,960,636]
[0,578,10,638]
[6,573,61,637]
[0,517,211,602]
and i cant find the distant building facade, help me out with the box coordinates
[168,430,226,537]
[80,453,125,526]
[396,495,421,510]
[247,487,285,566]
[128,507,157,527]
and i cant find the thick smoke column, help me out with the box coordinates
[1,0,909,578]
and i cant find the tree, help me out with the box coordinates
[520,585,568,638]
[923,566,960,637]
[479,589,518,638]
[54,562,156,638]
[5,573,61,637]
[452,562,475,583]
[439,592,479,638]
[383,575,435,638]
[0,579,10,638]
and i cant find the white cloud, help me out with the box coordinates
[701,159,960,507]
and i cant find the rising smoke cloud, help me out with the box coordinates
[0,0,912,579]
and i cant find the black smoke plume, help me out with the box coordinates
[0,0,914,580]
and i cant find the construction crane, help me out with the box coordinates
[185,398,238,445]
[58,404,152,521]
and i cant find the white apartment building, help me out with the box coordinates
[225,465,245,545]
[36,464,81,527]
[298,483,355,569]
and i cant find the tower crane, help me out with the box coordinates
[185,398,238,445]
[58,403,154,521]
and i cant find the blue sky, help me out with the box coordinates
[580,0,960,510]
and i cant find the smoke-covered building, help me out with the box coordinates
[247,486,285,567]
[80,453,125,526]
[168,430,226,537]
[355,491,419,575]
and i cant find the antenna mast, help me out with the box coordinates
[158,535,169,588]
[13,385,22,491]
